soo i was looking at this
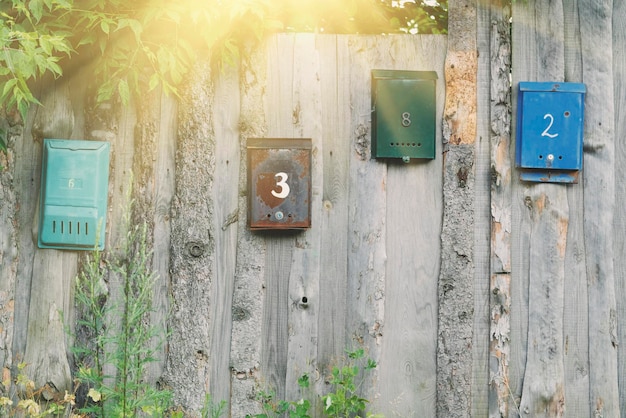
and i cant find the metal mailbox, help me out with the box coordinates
[247,138,311,230]
[38,139,110,250]
[371,69,437,161]
[516,81,586,183]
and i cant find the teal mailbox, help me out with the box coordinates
[371,69,437,161]
[38,139,110,250]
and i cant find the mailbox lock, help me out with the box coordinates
[402,156,411,163]
[547,154,555,162]
[275,211,284,220]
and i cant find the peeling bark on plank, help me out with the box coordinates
[161,61,216,412]
[0,117,21,387]
[579,0,620,415]
[437,0,478,416]
[488,2,513,417]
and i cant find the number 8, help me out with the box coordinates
[401,112,412,127]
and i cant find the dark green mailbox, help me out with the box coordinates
[371,70,437,161]
[38,139,110,250]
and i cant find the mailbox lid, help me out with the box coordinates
[372,70,437,160]
[247,138,311,230]
[516,82,586,171]
[38,139,110,250]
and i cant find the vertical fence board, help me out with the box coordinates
[283,35,322,409]
[343,35,388,414]
[437,0,478,415]
[209,66,241,405]
[162,61,216,411]
[230,41,269,417]
[579,0,620,415]
[23,80,76,395]
[487,0,513,416]
[474,3,493,417]
[149,92,177,383]
[613,0,626,414]
[563,1,590,416]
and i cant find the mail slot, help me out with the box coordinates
[247,138,311,230]
[516,81,586,183]
[38,139,110,250]
[371,69,437,161]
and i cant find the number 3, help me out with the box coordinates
[271,172,290,199]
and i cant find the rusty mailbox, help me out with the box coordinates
[247,138,311,230]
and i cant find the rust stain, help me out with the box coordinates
[557,217,569,258]
[534,193,547,215]
[444,51,478,145]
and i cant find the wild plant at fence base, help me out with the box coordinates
[248,348,384,418]
[72,199,172,417]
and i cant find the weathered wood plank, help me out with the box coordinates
[509,1,534,411]
[359,35,444,417]
[437,0,478,415]
[0,116,20,382]
[23,79,76,396]
[148,92,176,384]
[519,188,568,417]
[612,0,626,414]
[283,34,322,412]
[579,0,620,415]
[563,1,590,416]
[229,40,268,418]
[487,1,513,416]
[261,237,292,401]
[161,61,216,412]
[512,1,569,416]
[343,35,387,414]
[473,1,493,416]
[209,65,241,406]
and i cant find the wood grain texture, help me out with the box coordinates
[563,1,590,416]
[148,92,176,384]
[358,35,445,417]
[438,0,477,416]
[209,64,241,406]
[229,40,268,418]
[283,34,322,414]
[579,0,620,415]
[161,61,216,411]
[487,1,513,416]
[613,0,626,414]
[261,236,293,401]
[0,117,21,381]
[23,79,76,397]
[474,2,493,416]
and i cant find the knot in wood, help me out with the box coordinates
[186,241,206,258]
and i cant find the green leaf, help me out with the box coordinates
[148,73,160,92]
[117,79,130,106]
[100,20,110,35]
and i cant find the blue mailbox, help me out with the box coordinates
[516,81,586,183]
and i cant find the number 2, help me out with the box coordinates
[541,113,559,138]
[271,172,290,199]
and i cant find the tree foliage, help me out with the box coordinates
[0,0,447,122]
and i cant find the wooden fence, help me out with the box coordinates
[1,1,626,417]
